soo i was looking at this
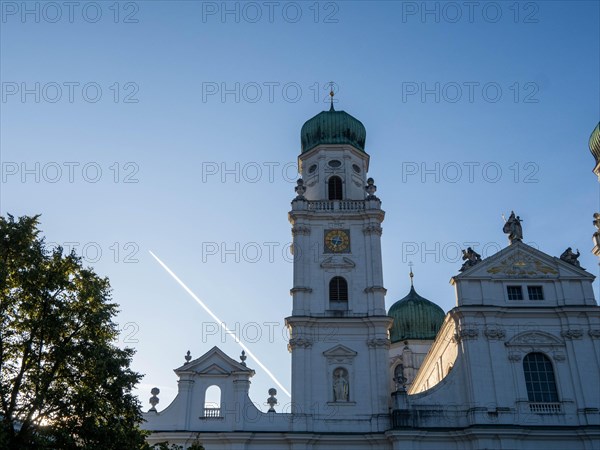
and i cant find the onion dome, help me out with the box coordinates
[300,103,366,154]
[590,122,600,166]
[388,273,445,343]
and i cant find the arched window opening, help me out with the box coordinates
[523,353,558,403]
[203,385,222,418]
[328,176,343,200]
[329,277,348,306]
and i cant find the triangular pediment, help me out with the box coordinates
[323,344,357,365]
[174,346,254,376]
[323,344,356,356]
[453,241,594,281]
[201,363,230,375]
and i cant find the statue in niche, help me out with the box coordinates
[503,211,523,244]
[394,364,406,391]
[560,247,581,267]
[333,368,349,402]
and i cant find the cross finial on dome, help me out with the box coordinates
[328,81,335,111]
[408,262,414,287]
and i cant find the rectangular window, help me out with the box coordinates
[527,286,544,300]
[507,286,523,300]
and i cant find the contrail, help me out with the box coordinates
[149,250,291,398]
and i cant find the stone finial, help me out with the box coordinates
[240,350,247,366]
[184,350,192,364]
[267,388,278,412]
[328,81,336,111]
[502,211,523,244]
[365,178,378,200]
[294,178,306,200]
[149,387,160,412]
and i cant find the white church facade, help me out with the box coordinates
[142,104,600,449]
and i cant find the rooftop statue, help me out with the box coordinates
[560,247,581,268]
[503,211,523,244]
[460,247,482,272]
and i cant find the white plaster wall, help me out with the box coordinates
[298,145,369,201]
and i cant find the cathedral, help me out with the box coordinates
[142,104,600,449]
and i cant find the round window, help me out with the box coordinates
[352,164,361,174]
[328,160,342,168]
[308,164,318,174]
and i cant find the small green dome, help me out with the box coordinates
[301,105,366,153]
[388,286,445,343]
[589,122,600,166]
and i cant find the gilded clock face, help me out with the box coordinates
[324,229,350,253]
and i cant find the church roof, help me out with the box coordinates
[300,104,366,153]
[452,240,595,281]
[388,285,445,343]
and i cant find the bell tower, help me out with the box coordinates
[285,95,392,432]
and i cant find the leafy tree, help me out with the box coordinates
[0,214,148,449]
[188,438,205,450]
[152,438,204,450]
[152,444,183,450]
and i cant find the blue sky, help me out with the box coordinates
[1,0,599,410]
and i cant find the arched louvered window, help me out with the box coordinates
[523,353,558,402]
[329,276,348,302]
[328,176,343,200]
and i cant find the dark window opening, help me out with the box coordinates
[507,286,523,300]
[329,276,348,302]
[523,353,558,402]
[527,286,544,300]
[328,176,343,200]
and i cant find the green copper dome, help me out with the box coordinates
[301,105,366,153]
[589,122,600,166]
[388,286,445,343]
